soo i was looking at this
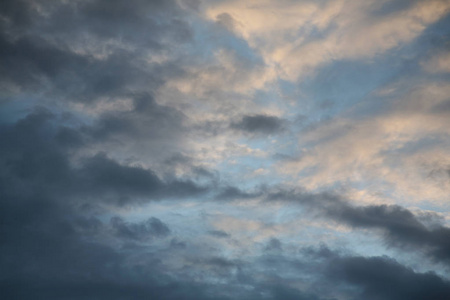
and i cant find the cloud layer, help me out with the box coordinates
[1,0,450,299]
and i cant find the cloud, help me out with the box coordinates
[0,109,208,206]
[328,203,450,263]
[0,0,189,101]
[111,216,171,241]
[231,114,285,135]
[206,0,450,81]
[327,255,450,300]
[276,82,450,204]
[422,50,450,73]
[216,186,262,200]
[1,0,450,299]
[208,230,230,238]
[269,189,450,264]
[264,238,283,252]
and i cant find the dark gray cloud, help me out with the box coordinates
[170,238,187,249]
[79,152,208,203]
[0,169,321,300]
[268,189,450,264]
[0,29,175,103]
[208,230,230,238]
[327,255,450,300]
[0,31,85,91]
[0,0,188,103]
[0,195,228,300]
[265,238,283,252]
[191,256,243,275]
[0,282,229,300]
[216,13,238,32]
[296,245,450,300]
[2,125,450,300]
[111,216,171,241]
[0,109,258,300]
[0,108,207,206]
[231,114,285,134]
[0,121,351,300]
[216,186,262,200]
[85,93,186,142]
[0,0,37,30]
[248,245,450,300]
[327,204,450,263]
[261,286,332,300]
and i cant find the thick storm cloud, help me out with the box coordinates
[1,0,450,299]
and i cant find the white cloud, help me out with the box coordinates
[277,82,450,205]
[205,0,450,81]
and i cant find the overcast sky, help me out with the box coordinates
[1,1,450,299]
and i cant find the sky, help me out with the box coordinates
[1,0,450,299]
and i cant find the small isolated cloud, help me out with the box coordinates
[231,114,285,135]
[208,230,231,238]
[216,186,262,200]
